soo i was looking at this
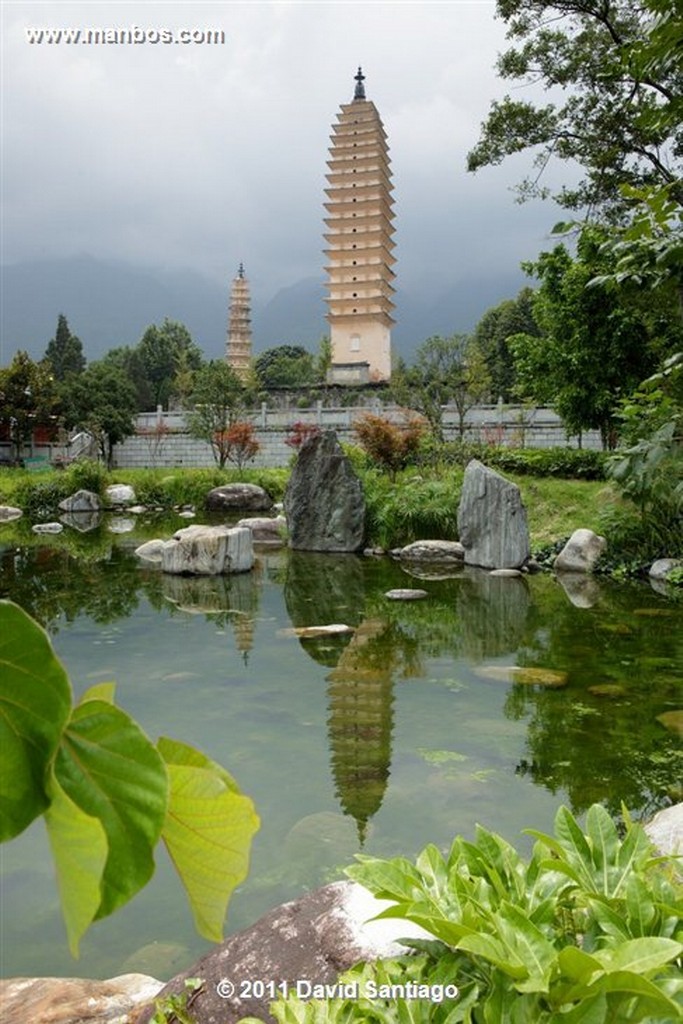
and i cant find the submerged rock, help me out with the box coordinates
[278,623,354,638]
[474,664,568,688]
[457,460,530,569]
[656,710,683,737]
[384,588,428,600]
[238,515,287,543]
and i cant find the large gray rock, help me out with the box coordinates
[457,460,530,569]
[284,431,365,552]
[160,524,254,575]
[0,974,163,1024]
[554,529,606,574]
[136,881,428,1024]
[205,484,273,512]
[58,489,101,513]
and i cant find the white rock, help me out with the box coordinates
[644,803,683,861]
[554,529,606,573]
[105,483,136,506]
[385,588,428,600]
[648,558,682,580]
[161,525,254,575]
[32,522,63,534]
[108,517,135,534]
[0,506,22,522]
[134,539,166,563]
[237,515,287,542]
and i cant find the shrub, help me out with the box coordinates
[285,421,322,450]
[241,805,683,1024]
[354,414,426,479]
[422,443,607,480]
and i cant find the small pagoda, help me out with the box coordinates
[225,263,252,381]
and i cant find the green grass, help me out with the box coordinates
[1,461,673,569]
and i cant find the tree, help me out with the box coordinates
[44,314,86,381]
[316,335,333,382]
[467,0,682,221]
[254,345,317,389]
[474,287,542,400]
[63,362,138,466]
[220,421,261,473]
[0,352,60,460]
[187,361,249,468]
[353,414,425,478]
[100,346,154,411]
[392,335,491,441]
[137,319,203,409]
[510,226,681,446]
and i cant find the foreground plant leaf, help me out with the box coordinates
[0,601,71,840]
[158,737,260,941]
[56,699,168,918]
[44,772,108,956]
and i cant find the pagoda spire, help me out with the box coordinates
[353,66,366,101]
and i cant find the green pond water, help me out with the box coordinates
[1,514,682,982]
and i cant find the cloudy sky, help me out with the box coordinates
[1,0,567,350]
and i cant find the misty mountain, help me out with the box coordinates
[0,254,527,367]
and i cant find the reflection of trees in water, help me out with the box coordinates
[0,545,142,632]
[504,578,683,819]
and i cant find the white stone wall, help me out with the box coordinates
[0,404,603,470]
[109,405,602,470]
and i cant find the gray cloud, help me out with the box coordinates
[2,1,564,347]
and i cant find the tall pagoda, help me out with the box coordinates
[225,263,252,381]
[324,68,395,383]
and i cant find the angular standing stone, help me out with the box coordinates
[284,431,365,552]
[457,460,530,569]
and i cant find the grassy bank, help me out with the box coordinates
[2,460,679,574]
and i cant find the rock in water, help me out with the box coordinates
[457,460,530,569]
[58,489,101,513]
[0,974,163,1024]
[284,431,365,552]
[554,529,606,573]
[160,525,254,575]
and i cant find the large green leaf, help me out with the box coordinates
[585,805,619,894]
[595,936,683,975]
[0,601,72,840]
[158,737,260,942]
[55,699,168,917]
[44,772,108,956]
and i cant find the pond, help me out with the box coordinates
[1,515,682,982]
